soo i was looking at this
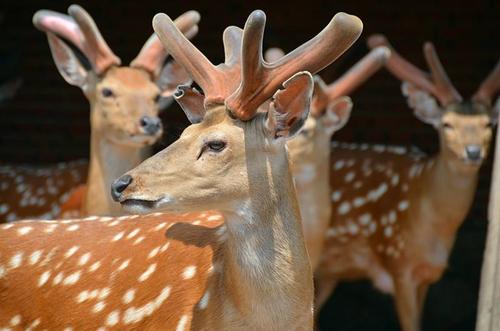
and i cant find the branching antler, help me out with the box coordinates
[153,10,362,120]
[131,11,200,78]
[33,5,120,74]
[473,59,500,106]
[311,46,390,116]
[368,34,462,106]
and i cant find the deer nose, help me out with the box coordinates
[140,116,162,135]
[465,145,482,161]
[111,175,133,201]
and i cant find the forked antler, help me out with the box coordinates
[473,59,500,106]
[312,46,390,116]
[33,5,120,74]
[153,10,363,120]
[368,34,462,106]
[131,10,201,78]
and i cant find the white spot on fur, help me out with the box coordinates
[138,263,157,282]
[133,236,145,245]
[9,252,23,269]
[29,250,43,265]
[198,291,210,310]
[344,171,356,182]
[106,311,120,326]
[65,246,79,258]
[10,315,21,326]
[334,160,345,170]
[384,226,393,237]
[78,253,91,266]
[176,315,189,331]
[89,261,101,272]
[63,271,81,285]
[337,201,351,215]
[358,213,372,225]
[398,200,409,211]
[118,259,130,271]
[38,270,51,286]
[352,197,366,208]
[17,226,32,236]
[126,229,140,239]
[67,224,79,232]
[123,288,136,304]
[391,174,400,186]
[148,246,161,259]
[331,190,342,202]
[111,231,125,242]
[183,265,197,279]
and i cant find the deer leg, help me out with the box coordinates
[314,277,338,329]
[417,283,430,320]
[394,277,420,331]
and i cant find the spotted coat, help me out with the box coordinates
[0,160,88,222]
[0,211,226,330]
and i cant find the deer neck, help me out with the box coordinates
[421,147,480,233]
[290,148,331,270]
[219,147,313,329]
[84,129,149,216]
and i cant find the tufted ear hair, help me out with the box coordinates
[402,81,443,128]
[321,96,353,134]
[264,72,314,140]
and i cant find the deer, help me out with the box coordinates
[0,10,363,330]
[0,5,199,222]
[265,46,391,270]
[314,34,499,331]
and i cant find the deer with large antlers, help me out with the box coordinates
[314,35,499,331]
[266,46,391,270]
[0,10,362,330]
[0,5,199,222]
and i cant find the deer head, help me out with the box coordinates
[369,34,499,167]
[33,5,199,147]
[110,10,363,215]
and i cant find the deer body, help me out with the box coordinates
[0,160,87,221]
[315,34,499,331]
[0,9,362,329]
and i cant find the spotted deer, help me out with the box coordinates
[0,6,199,222]
[265,46,390,270]
[0,10,362,330]
[314,34,499,331]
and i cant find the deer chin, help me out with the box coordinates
[120,195,175,214]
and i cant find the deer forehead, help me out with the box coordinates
[442,111,490,128]
[100,67,158,92]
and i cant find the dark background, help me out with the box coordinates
[0,1,498,330]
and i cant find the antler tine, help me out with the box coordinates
[367,34,438,96]
[153,13,225,104]
[223,26,243,66]
[67,5,120,73]
[33,10,84,51]
[131,10,201,78]
[227,11,363,120]
[423,42,462,105]
[326,46,391,100]
[473,59,500,106]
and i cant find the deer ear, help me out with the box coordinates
[156,61,193,111]
[402,82,443,127]
[46,33,89,89]
[174,85,206,124]
[264,72,313,140]
[321,96,353,134]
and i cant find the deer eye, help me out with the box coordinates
[486,121,494,129]
[101,88,114,98]
[207,140,226,152]
[154,94,161,103]
[443,122,453,129]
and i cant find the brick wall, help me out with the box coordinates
[0,0,499,330]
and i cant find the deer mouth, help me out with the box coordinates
[120,196,174,214]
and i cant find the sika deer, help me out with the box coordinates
[0,10,362,330]
[315,35,499,331]
[0,5,199,221]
